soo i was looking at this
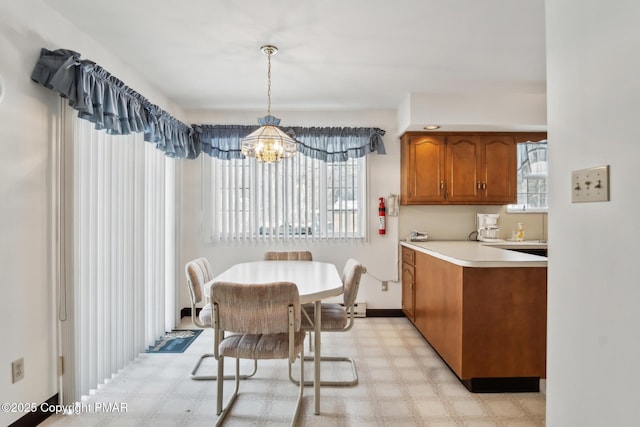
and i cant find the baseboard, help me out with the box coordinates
[8,394,58,427]
[461,377,540,393]
[366,309,405,317]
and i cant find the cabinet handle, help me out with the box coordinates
[482,182,487,190]
[477,181,482,190]
[440,181,445,189]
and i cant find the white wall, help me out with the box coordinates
[0,2,182,425]
[398,92,548,133]
[180,109,403,309]
[545,1,640,425]
[400,205,547,242]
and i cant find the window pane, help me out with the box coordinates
[509,141,548,212]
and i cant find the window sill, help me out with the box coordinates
[506,207,548,214]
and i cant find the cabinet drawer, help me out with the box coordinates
[402,247,415,265]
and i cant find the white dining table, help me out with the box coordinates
[209,260,344,415]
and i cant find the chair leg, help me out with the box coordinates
[290,346,304,427]
[191,353,258,381]
[215,357,241,427]
[216,354,224,415]
[217,356,300,426]
[289,355,358,387]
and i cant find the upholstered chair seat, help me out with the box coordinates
[301,303,348,330]
[198,303,212,326]
[219,331,306,360]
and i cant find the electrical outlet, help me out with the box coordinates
[12,358,24,383]
[572,165,610,203]
[381,281,388,291]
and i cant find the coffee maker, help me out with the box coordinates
[476,213,501,242]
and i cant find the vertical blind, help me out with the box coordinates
[206,154,366,242]
[72,116,173,399]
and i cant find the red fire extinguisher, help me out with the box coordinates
[378,197,386,235]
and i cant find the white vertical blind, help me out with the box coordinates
[205,155,366,242]
[72,117,173,399]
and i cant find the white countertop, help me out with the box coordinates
[480,240,548,250]
[401,240,547,268]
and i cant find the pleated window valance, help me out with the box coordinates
[194,124,386,162]
[31,48,198,159]
[31,48,386,162]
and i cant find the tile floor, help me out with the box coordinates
[39,317,545,426]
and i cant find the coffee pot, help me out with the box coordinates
[477,213,501,242]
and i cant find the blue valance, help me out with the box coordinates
[31,48,386,162]
[195,124,386,162]
[31,48,198,159]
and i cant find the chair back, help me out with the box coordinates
[185,257,214,304]
[211,281,301,334]
[342,258,366,307]
[264,251,313,261]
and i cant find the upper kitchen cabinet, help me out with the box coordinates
[400,134,446,203]
[401,132,544,205]
[446,134,516,203]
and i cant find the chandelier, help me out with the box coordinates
[240,45,297,163]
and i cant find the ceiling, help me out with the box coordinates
[44,0,546,113]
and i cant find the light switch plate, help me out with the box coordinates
[572,165,610,203]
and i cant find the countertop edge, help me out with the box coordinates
[400,241,548,268]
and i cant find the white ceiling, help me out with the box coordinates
[44,0,546,113]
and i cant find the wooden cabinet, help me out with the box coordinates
[445,134,516,203]
[400,132,540,205]
[400,134,446,203]
[401,247,416,320]
[408,248,547,392]
[416,251,464,374]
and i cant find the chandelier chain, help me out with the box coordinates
[266,50,272,115]
[240,44,296,163]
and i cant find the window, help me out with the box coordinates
[508,140,548,212]
[204,154,366,241]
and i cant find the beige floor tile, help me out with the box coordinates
[39,317,545,426]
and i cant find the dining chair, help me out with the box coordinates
[184,257,257,381]
[289,258,366,386]
[211,281,306,427]
[264,250,313,261]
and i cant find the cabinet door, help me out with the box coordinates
[401,262,415,321]
[445,135,481,202]
[417,252,464,376]
[401,135,446,204]
[480,135,517,203]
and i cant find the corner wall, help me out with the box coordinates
[545,1,640,425]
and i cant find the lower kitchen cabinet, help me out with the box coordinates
[402,262,416,321]
[408,249,547,392]
[401,247,416,321]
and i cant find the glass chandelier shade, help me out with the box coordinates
[240,115,297,162]
[240,45,297,163]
